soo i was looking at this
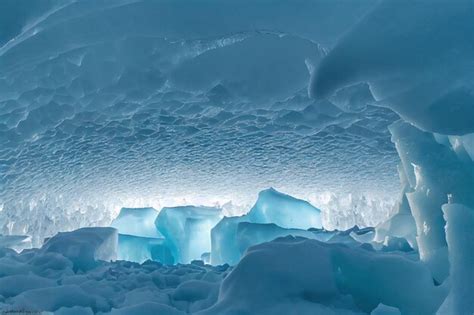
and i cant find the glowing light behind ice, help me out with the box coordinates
[0,0,398,245]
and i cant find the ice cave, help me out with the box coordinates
[0,0,473,314]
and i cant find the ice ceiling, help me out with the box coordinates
[0,0,402,244]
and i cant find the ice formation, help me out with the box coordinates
[111,207,161,239]
[0,0,399,245]
[211,188,323,265]
[155,206,222,264]
[1,0,473,314]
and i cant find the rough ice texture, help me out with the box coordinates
[0,0,399,245]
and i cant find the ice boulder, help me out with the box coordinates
[111,207,161,238]
[211,188,322,265]
[247,188,322,229]
[210,216,247,265]
[110,207,170,264]
[117,234,174,264]
[40,227,118,271]
[155,206,222,263]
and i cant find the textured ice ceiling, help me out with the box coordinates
[0,0,400,243]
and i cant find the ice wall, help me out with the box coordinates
[311,0,474,311]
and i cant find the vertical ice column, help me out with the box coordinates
[439,203,474,315]
[374,164,417,249]
[155,206,222,264]
[389,121,474,283]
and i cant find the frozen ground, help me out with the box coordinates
[0,225,429,315]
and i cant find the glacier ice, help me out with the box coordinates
[1,0,473,314]
[155,206,222,264]
[110,207,172,264]
[117,234,173,265]
[111,207,161,239]
[211,188,322,265]
[247,188,322,230]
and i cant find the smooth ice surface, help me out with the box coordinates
[117,234,173,265]
[310,0,474,135]
[211,188,322,265]
[247,188,322,230]
[111,207,161,238]
[155,206,222,264]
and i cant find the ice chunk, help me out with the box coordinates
[211,189,323,265]
[210,216,246,265]
[117,234,174,264]
[40,227,118,271]
[111,207,162,238]
[247,188,322,230]
[155,206,222,263]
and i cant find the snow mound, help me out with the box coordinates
[40,227,118,271]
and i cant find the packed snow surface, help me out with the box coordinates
[0,225,430,315]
